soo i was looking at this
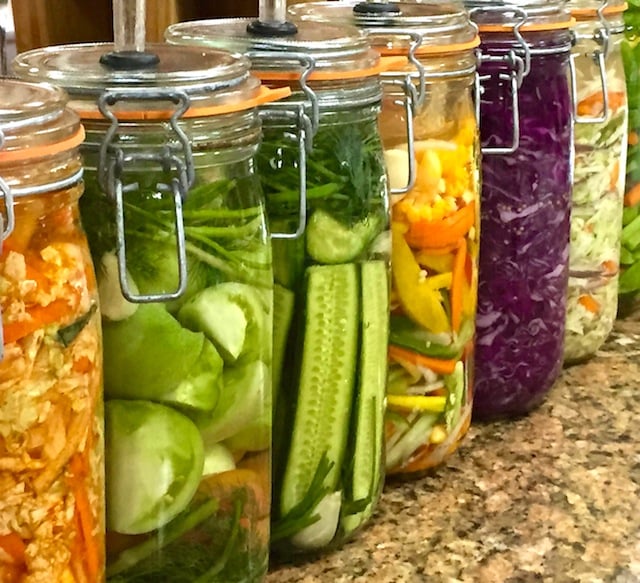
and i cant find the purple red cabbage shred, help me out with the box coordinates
[473,41,573,420]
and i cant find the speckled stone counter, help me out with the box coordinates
[267,319,640,583]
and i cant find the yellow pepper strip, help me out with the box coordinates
[387,394,447,413]
[423,272,452,290]
[392,221,451,334]
[416,250,454,273]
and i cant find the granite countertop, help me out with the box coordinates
[267,317,640,583]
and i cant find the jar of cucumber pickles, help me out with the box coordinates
[565,0,628,362]
[465,0,574,419]
[621,0,640,316]
[166,18,390,553]
[290,0,481,477]
[0,79,105,583]
[14,43,284,582]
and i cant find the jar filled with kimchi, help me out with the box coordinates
[288,0,480,477]
[565,0,628,362]
[0,79,105,582]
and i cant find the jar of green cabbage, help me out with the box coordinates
[14,43,283,582]
[166,18,390,554]
[565,0,629,361]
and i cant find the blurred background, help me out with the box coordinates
[6,0,287,54]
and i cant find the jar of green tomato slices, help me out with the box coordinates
[0,79,105,583]
[13,43,287,582]
[290,0,480,478]
[621,0,640,316]
[565,0,629,362]
[166,18,390,553]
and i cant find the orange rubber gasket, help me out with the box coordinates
[378,37,481,57]
[478,18,575,33]
[254,56,406,82]
[75,85,292,121]
[571,3,627,18]
[0,126,85,163]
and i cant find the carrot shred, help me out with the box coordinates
[451,237,467,333]
[629,131,639,147]
[389,344,457,375]
[3,299,73,344]
[624,183,640,208]
[72,356,94,374]
[404,200,476,249]
[0,533,26,565]
[577,90,626,116]
[610,160,620,191]
[68,452,101,583]
[601,260,618,276]
[578,294,601,314]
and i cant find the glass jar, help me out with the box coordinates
[166,19,390,552]
[565,0,628,361]
[621,1,640,316]
[465,1,574,419]
[0,79,105,582]
[13,44,283,582]
[289,0,481,476]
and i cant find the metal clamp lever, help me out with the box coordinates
[371,28,427,111]
[382,75,417,194]
[248,50,319,137]
[479,51,525,155]
[260,104,311,240]
[570,2,611,126]
[107,149,189,304]
[98,89,194,304]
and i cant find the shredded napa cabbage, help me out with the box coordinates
[564,276,619,361]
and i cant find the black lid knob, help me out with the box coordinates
[353,1,401,15]
[246,19,298,37]
[100,50,160,70]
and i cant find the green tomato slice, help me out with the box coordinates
[105,400,205,535]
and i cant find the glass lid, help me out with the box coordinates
[463,0,572,29]
[569,0,627,18]
[0,78,81,156]
[288,1,479,52]
[13,43,256,100]
[165,18,380,75]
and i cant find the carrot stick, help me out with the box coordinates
[389,344,457,375]
[0,533,26,565]
[625,183,640,208]
[451,237,467,333]
[578,294,600,314]
[405,200,475,249]
[68,453,101,583]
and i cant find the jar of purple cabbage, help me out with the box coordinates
[464,0,574,420]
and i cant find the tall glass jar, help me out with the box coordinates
[0,79,105,583]
[166,19,390,553]
[465,1,574,420]
[565,0,628,362]
[621,0,640,316]
[14,44,283,582]
[289,0,481,477]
